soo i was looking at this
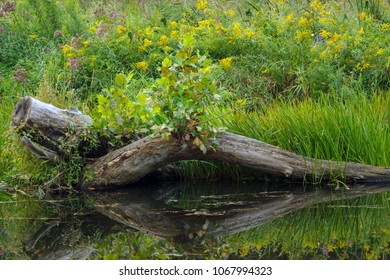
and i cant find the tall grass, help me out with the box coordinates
[214,90,390,165]
[178,90,390,182]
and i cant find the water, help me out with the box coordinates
[1,181,389,259]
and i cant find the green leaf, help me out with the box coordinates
[137,93,148,105]
[97,94,108,105]
[162,57,172,67]
[115,113,124,126]
[152,105,161,114]
[127,71,134,81]
[183,35,195,48]
[177,49,189,60]
[199,144,207,155]
[115,73,127,86]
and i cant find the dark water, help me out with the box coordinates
[1,181,389,259]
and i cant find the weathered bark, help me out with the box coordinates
[11,96,390,190]
[11,96,93,161]
[83,132,390,189]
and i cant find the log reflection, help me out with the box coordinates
[87,182,390,239]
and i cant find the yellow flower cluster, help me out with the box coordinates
[157,35,170,47]
[219,57,233,69]
[356,61,371,72]
[224,9,235,17]
[117,25,126,34]
[296,30,311,42]
[196,0,207,10]
[136,61,149,72]
[310,0,327,11]
[63,0,390,85]
[28,34,38,40]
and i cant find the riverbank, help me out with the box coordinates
[1,0,390,259]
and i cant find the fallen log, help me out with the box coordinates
[11,96,93,161]
[83,131,390,189]
[11,96,390,189]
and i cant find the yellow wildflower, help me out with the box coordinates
[198,19,211,29]
[61,44,72,54]
[157,35,170,47]
[196,0,207,10]
[28,34,38,40]
[310,0,326,10]
[298,16,310,28]
[215,24,227,35]
[381,23,390,30]
[170,30,179,37]
[376,48,384,56]
[143,39,153,48]
[321,29,332,39]
[244,28,256,39]
[224,9,236,17]
[286,12,295,23]
[236,99,247,106]
[320,49,328,59]
[136,61,149,72]
[296,30,311,42]
[82,41,90,48]
[356,61,370,71]
[145,27,153,36]
[117,25,126,34]
[219,57,233,69]
[358,28,365,35]
[327,244,336,253]
[331,32,340,43]
[169,21,178,28]
[334,45,343,52]
[359,11,366,20]
[303,240,318,250]
[336,240,347,249]
[232,22,242,37]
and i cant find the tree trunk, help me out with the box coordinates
[83,131,390,189]
[11,96,93,161]
[11,96,390,189]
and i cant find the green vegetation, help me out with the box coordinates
[1,0,390,259]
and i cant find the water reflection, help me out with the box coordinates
[1,181,389,259]
[88,181,390,238]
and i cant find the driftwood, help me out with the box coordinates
[11,96,390,190]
